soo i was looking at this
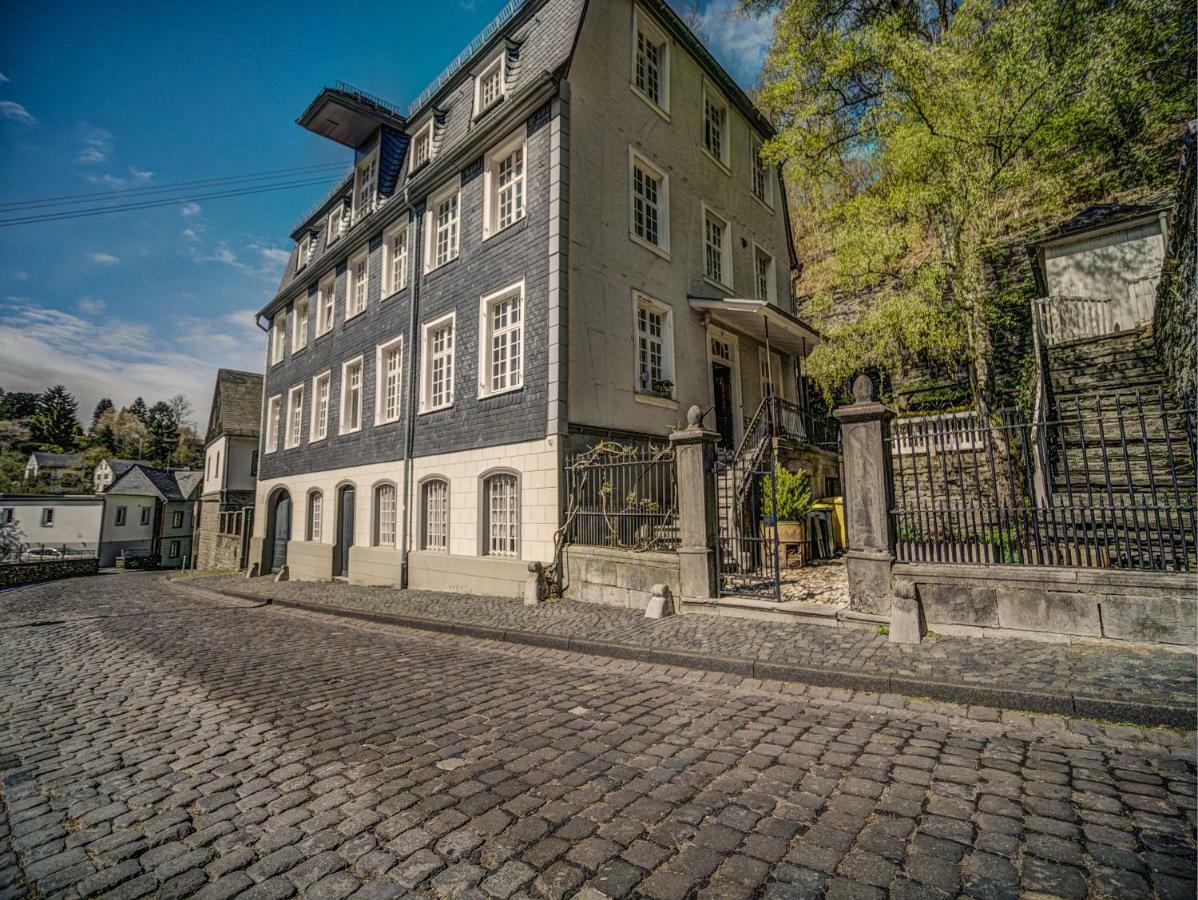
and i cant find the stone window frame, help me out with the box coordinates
[419,476,450,552]
[306,489,323,542]
[372,480,399,548]
[479,468,520,558]
[628,146,671,259]
[310,370,332,443]
[631,3,670,119]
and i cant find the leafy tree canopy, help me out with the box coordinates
[745,0,1194,409]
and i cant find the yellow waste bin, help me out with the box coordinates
[813,497,846,551]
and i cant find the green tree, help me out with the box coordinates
[29,385,80,450]
[128,396,150,425]
[747,0,1194,411]
[91,398,114,429]
[0,389,39,420]
[145,401,180,467]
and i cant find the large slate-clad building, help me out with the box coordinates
[250,0,818,596]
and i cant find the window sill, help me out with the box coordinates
[634,391,678,410]
[345,309,367,324]
[482,214,527,243]
[629,232,671,261]
[419,403,454,416]
[478,384,523,401]
[308,435,327,445]
[338,426,362,437]
[315,327,333,341]
[704,275,734,294]
[381,286,409,303]
[472,96,505,123]
[702,147,732,176]
[751,191,775,214]
[375,415,402,427]
[291,344,308,356]
[629,84,670,122]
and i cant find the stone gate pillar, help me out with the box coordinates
[670,406,721,602]
[833,376,897,614]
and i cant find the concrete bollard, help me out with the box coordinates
[644,583,675,619]
[525,562,547,606]
[889,579,926,644]
[247,562,260,579]
[273,565,289,583]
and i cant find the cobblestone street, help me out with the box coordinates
[1,574,1195,899]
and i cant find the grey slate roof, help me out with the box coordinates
[30,452,83,468]
[270,0,587,306]
[105,464,203,502]
[105,458,152,477]
[206,369,264,442]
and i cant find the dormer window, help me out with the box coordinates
[295,231,316,271]
[474,54,505,117]
[353,155,378,222]
[327,199,350,245]
[409,120,433,173]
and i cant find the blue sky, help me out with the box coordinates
[0,0,775,420]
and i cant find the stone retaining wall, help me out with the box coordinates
[893,562,1196,647]
[563,545,681,610]
[0,558,99,587]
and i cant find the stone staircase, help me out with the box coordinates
[1047,325,1169,407]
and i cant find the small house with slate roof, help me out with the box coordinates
[24,451,84,484]
[195,369,264,569]
[250,0,819,595]
[93,458,153,493]
[98,464,203,567]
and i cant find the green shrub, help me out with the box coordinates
[761,465,813,522]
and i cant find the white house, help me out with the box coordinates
[0,494,104,555]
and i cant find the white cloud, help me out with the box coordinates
[0,72,10,84]
[87,252,120,265]
[0,300,264,416]
[76,297,106,315]
[693,0,776,88]
[0,100,35,125]
[180,202,202,217]
[86,166,154,190]
[186,237,288,283]
[182,228,199,241]
[13,271,27,280]
[77,126,113,164]
[259,247,290,264]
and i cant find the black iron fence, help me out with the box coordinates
[890,391,1197,571]
[564,443,678,551]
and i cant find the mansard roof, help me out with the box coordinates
[206,369,264,443]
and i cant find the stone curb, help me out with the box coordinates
[190,585,1196,728]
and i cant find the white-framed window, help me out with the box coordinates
[317,274,335,336]
[292,295,309,352]
[703,83,730,168]
[340,357,364,434]
[420,312,455,413]
[40,507,53,526]
[383,220,409,296]
[115,506,127,526]
[347,250,369,319]
[421,479,449,551]
[478,281,524,397]
[483,473,519,557]
[759,347,776,399]
[754,245,776,303]
[270,312,286,365]
[139,507,151,526]
[168,539,181,558]
[307,490,323,541]
[425,179,461,271]
[376,336,404,425]
[703,205,732,288]
[373,483,398,547]
[310,371,331,442]
[629,148,669,255]
[409,120,433,172]
[632,5,669,114]
[295,231,316,271]
[172,510,184,529]
[327,199,349,245]
[474,53,506,116]
[751,135,771,207]
[285,383,304,449]
[634,292,674,398]
[484,133,526,238]
[353,154,377,221]
[265,395,282,452]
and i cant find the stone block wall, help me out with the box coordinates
[563,545,681,610]
[0,558,99,586]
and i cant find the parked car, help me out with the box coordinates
[24,546,64,560]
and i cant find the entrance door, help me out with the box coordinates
[335,486,355,578]
[712,363,736,449]
[270,492,291,574]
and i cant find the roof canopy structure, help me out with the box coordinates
[688,297,821,357]
[296,83,408,149]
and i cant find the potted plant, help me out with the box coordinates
[760,464,814,567]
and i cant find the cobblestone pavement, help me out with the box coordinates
[1,574,1194,900]
[189,575,1196,714]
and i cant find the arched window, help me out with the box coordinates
[307,491,323,541]
[374,483,397,547]
[421,479,449,551]
[482,472,518,557]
